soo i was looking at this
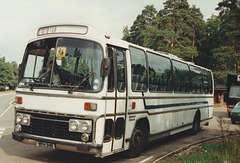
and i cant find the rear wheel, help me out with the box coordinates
[191,113,200,135]
[127,124,148,158]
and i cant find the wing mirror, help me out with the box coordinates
[101,58,111,77]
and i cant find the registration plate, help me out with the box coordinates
[36,141,56,149]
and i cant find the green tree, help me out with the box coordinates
[216,0,240,72]
[123,5,157,45]
[212,46,236,85]
[122,26,131,42]
[0,57,8,91]
[0,57,18,91]
[122,0,239,87]
[189,5,206,62]
[153,0,204,61]
[198,0,240,85]
[124,0,206,62]
[196,15,222,69]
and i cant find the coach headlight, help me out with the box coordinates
[80,121,91,132]
[22,114,31,126]
[69,119,92,133]
[16,113,23,123]
[15,113,31,126]
[14,124,22,132]
[69,120,79,132]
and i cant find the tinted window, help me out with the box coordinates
[229,86,240,98]
[108,48,114,91]
[190,66,203,94]
[130,47,147,91]
[203,70,213,94]
[172,60,190,93]
[115,118,125,139]
[147,52,172,92]
[104,119,113,142]
[116,50,125,91]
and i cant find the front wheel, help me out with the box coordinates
[127,125,148,158]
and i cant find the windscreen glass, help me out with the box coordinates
[229,86,240,98]
[19,38,103,92]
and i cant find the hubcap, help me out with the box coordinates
[132,129,143,149]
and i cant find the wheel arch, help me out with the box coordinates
[126,117,150,157]
[134,117,150,138]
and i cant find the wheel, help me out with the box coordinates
[127,125,148,158]
[228,112,231,118]
[231,119,236,124]
[191,113,200,135]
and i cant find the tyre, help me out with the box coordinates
[191,113,200,135]
[127,124,148,158]
[228,112,231,118]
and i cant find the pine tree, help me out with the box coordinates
[123,5,157,46]
[122,26,131,42]
[196,15,221,69]
[156,0,201,61]
[216,0,240,72]
[189,5,206,62]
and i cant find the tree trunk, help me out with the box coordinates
[170,6,176,53]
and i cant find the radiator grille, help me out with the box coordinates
[18,111,92,142]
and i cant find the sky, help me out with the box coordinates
[0,0,222,64]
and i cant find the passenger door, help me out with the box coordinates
[103,46,127,154]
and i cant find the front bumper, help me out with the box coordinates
[230,116,240,121]
[12,132,102,155]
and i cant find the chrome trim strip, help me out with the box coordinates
[128,105,214,116]
[129,96,214,99]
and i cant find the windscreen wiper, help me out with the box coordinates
[30,78,49,91]
[68,71,95,94]
[29,78,39,91]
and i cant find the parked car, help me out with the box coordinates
[230,101,240,124]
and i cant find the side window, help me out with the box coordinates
[172,60,190,93]
[190,66,203,94]
[130,47,147,91]
[115,118,125,139]
[208,71,213,94]
[104,119,113,142]
[116,50,125,91]
[108,48,114,91]
[147,52,172,92]
[203,70,213,94]
[24,55,44,78]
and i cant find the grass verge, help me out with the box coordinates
[162,136,240,163]
[162,116,240,163]
[179,136,240,163]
